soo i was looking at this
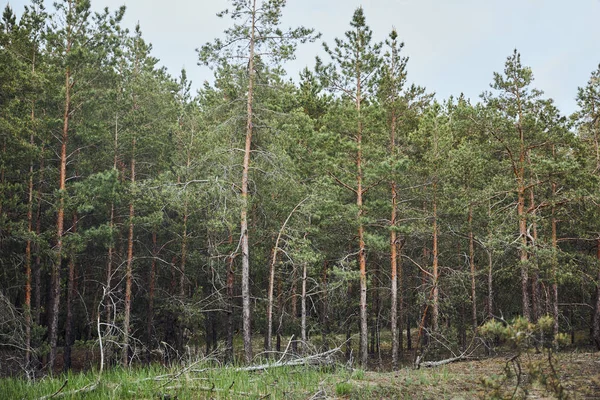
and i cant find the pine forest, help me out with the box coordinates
[1,1,600,398]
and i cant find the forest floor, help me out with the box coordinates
[1,348,599,399]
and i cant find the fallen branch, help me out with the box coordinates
[234,346,340,372]
[38,380,100,400]
[416,353,470,368]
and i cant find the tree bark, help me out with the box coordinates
[34,146,45,328]
[517,184,530,321]
[551,181,559,338]
[49,29,72,369]
[432,180,439,332]
[64,213,78,371]
[321,260,329,351]
[106,115,118,336]
[487,200,494,319]
[301,262,307,354]
[593,239,600,349]
[468,204,477,331]
[515,79,531,321]
[390,104,399,367]
[529,184,540,322]
[122,137,135,367]
[25,82,36,367]
[355,50,368,369]
[226,233,235,363]
[240,0,257,365]
[147,230,157,356]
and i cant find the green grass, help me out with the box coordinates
[2,348,598,399]
[0,363,344,399]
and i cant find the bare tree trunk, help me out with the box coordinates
[291,263,298,353]
[355,75,368,368]
[529,185,540,322]
[468,204,477,331]
[301,262,307,353]
[25,91,36,367]
[276,271,282,353]
[147,231,157,357]
[518,184,530,320]
[49,39,72,370]
[432,180,439,332]
[265,199,306,354]
[122,137,135,367]
[180,199,188,298]
[240,0,257,365]
[34,147,45,328]
[391,221,399,368]
[106,115,118,339]
[551,184,559,338]
[398,241,404,358]
[593,240,600,350]
[487,200,494,319]
[321,261,329,351]
[226,234,235,363]
[265,246,277,355]
[64,213,78,371]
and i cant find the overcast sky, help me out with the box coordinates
[6,0,600,115]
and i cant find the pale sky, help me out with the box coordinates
[6,0,600,115]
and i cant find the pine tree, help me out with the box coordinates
[199,0,317,363]
[317,7,381,366]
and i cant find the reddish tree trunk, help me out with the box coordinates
[64,213,78,371]
[49,59,71,372]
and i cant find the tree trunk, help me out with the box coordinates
[398,241,404,358]
[24,101,36,367]
[240,0,257,365]
[406,311,412,350]
[551,180,559,338]
[265,246,277,355]
[226,234,235,363]
[122,137,135,367]
[487,200,494,319]
[468,204,477,331]
[147,230,157,357]
[180,200,188,298]
[301,262,307,354]
[276,271,282,353]
[593,240,600,349]
[321,260,329,351]
[517,184,531,320]
[33,147,45,328]
[49,51,72,371]
[432,180,439,332]
[64,213,78,371]
[391,222,399,368]
[291,263,298,353]
[106,115,118,340]
[265,199,306,354]
[355,71,368,368]
[529,185,540,322]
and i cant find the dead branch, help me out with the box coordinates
[234,346,341,372]
[416,353,471,368]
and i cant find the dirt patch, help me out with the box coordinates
[339,351,600,399]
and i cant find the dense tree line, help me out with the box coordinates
[1,0,600,374]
